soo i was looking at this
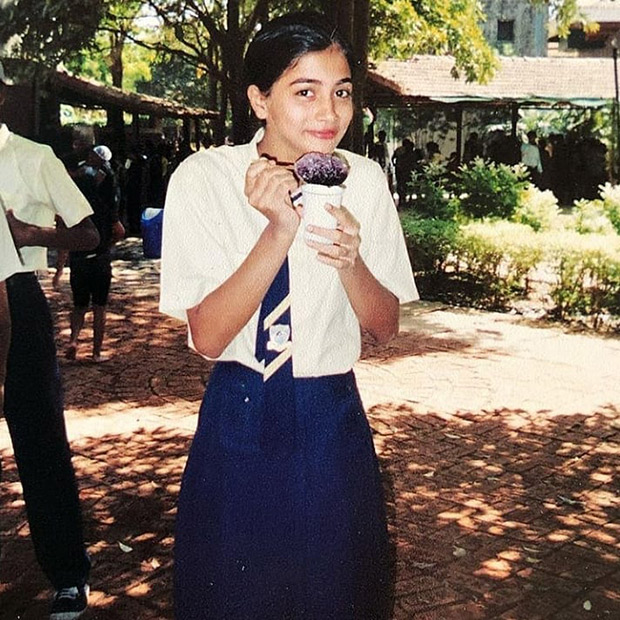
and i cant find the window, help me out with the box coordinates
[497,20,515,43]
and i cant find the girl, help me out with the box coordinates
[160,12,418,619]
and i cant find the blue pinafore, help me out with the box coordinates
[174,258,391,619]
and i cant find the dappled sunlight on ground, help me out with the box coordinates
[1,240,618,618]
[370,404,620,618]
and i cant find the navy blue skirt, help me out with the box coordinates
[174,362,391,620]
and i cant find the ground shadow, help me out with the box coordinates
[2,406,618,619]
[371,403,620,619]
[3,242,616,618]
[45,251,487,413]
[0,427,191,619]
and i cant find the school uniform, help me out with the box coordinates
[160,130,418,619]
[0,207,21,281]
[0,124,92,590]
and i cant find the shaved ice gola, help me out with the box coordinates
[294,152,349,186]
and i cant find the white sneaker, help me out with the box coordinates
[50,584,90,620]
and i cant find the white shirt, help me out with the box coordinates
[160,131,418,377]
[0,208,21,281]
[521,141,542,173]
[0,124,93,272]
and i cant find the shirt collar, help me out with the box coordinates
[0,124,10,151]
[249,127,264,159]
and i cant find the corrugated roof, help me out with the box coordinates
[579,0,620,23]
[367,55,616,107]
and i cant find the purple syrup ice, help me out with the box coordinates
[294,152,349,186]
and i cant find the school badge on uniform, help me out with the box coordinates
[266,324,291,352]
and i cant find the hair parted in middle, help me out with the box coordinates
[243,12,356,95]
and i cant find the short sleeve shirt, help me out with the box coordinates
[160,131,418,377]
[0,125,93,272]
[0,209,21,281]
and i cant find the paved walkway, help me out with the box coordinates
[1,241,619,619]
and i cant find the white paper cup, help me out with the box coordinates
[298,183,343,244]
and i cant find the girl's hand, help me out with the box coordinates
[305,204,361,270]
[245,158,301,233]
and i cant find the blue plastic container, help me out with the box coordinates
[141,208,164,259]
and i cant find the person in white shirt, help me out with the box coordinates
[0,208,21,411]
[160,12,418,619]
[1,61,98,620]
[521,130,543,186]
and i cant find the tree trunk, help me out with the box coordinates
[330,0,369,154]
[350,0,370,154]
[108,31,124,89]
[226,0,251,144]
[214,86,228,145]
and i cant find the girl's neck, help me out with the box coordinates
[256,137,296,166]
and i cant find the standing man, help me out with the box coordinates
[391,138,418,207]
[521,130,543,187]
[56,144,125,362]
[0,207,21,413]
[1,61,99,620]
[370,129,389,172]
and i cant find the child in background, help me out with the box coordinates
[160,12,418,619]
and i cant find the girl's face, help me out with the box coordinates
[248,44,353,162]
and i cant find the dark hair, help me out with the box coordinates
[243,12,355,94]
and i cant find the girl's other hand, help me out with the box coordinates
[245,158,301,233]
[305,204,360,270]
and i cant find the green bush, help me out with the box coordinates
[454,221,544,307]
[456,158,528,220]
[599,182,620,235]
[545,231,620,327]
[400,213,459,274]
[399,166,620,327]
[568,199,616,235]
[407,162,459,220]
[513,185,561,232]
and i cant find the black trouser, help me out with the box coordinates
[4,273,90,589]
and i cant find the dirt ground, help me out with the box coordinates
[1,239,619,619]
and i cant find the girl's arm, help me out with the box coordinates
[306,204,399,344]
[187,159,300,358]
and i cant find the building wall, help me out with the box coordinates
[481,0,549,57]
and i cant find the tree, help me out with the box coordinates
[137,0,272,144]
[0,0,105,71]
[121,0,499,146]
[66,1,154,91]
[1,0,587,147]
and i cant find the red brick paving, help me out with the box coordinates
[1,239,619,619]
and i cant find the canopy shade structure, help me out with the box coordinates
[366,55,617,109]
[51,70,218,119]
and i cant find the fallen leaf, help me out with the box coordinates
[453,546,467,558]
[119,542,133,553]
[557,495,584,507]
[583,600,592,611]
[522,545,540,554]
[526,557,541,564]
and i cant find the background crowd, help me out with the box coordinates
[366,126,609,208]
